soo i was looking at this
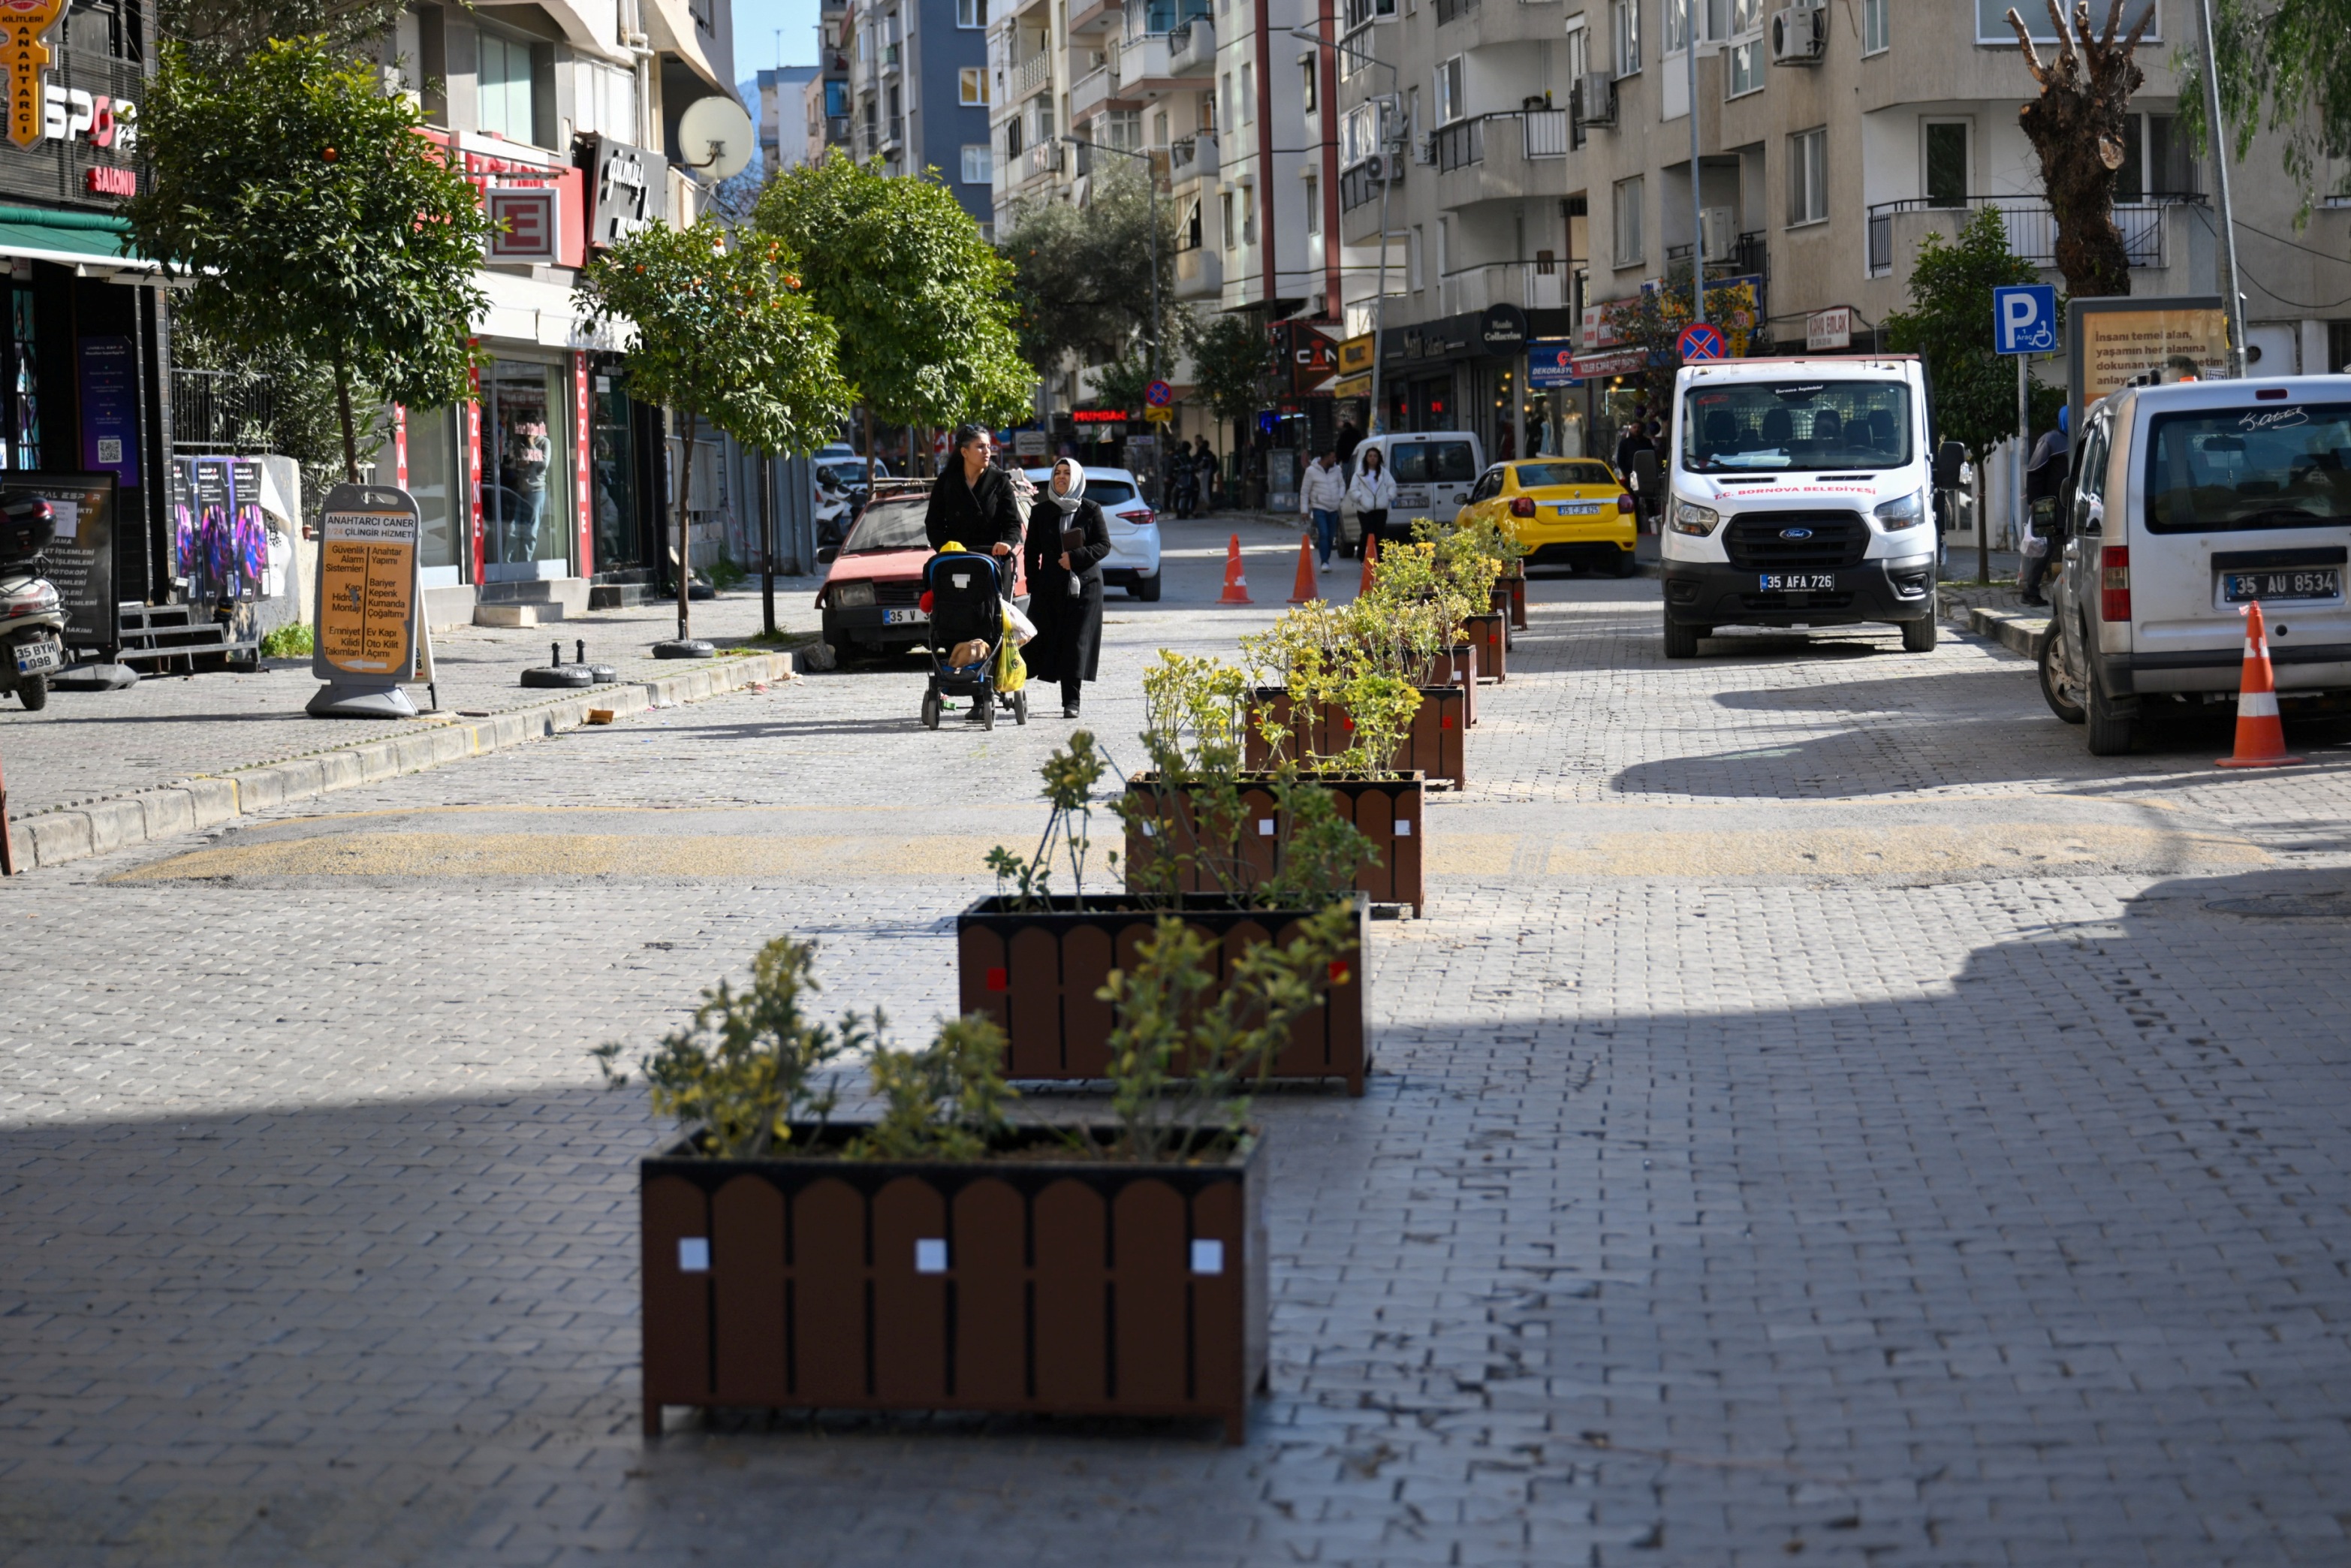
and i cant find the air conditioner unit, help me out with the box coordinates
[1573,71,1616,127]
[1769,5,1825,63]
[1413,133,1436,165]
[1701,206,1736,262]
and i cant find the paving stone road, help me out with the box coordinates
[6,518,2351,1566]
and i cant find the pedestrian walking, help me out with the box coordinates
[2018,405,2069,606]
[1300,448,1346,573]
[1023,457,1110,719]
[1346,445,1397,558]
[924,424,1023,560]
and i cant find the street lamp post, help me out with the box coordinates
[1064,135,1165,498]
[1289,24,1400,434]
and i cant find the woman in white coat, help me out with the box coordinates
[1346,445,1397,556]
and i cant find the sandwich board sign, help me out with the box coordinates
[308,482,431,717]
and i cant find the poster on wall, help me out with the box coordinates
[2068,296,2231,426]
[1,472,115,648]
[77,337,140,489]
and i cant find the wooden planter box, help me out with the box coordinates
[1415,644,1477,726]
[957,893,1371,1094]
[1123,770,1426,915]
[641,1127,1268,1443]
[1245,686,1467,791]
[1502,571,1527,631]
[1466,612,1507,683]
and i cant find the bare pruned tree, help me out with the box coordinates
[2006,0,2154,299]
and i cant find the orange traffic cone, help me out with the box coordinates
[1358,532,1379,597]
[1217,532,1252,604]
[1287,532,1318,603]
[2217,600,2304,768]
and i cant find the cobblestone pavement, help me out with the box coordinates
[6,529,2351,1566]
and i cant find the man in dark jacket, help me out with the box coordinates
[2018,406,2069,605]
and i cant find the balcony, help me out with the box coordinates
[1435,0,1478,21]
[1865,192,2199,277]
[1124,0,1210,35]
[1015,139,1066,184]
[1343,0,1397,26]
[1665,230,1768,281]
[1429,111,1574,207]
[1169,131,1219,182]
[1523,108,1566,157]
[1340,156,1400,214]
[1174,245,1224,300]
[1010,51,1051,99]
[1168,16,1215,73]
[1072,62,1117,120]
[1437,260,1569,318]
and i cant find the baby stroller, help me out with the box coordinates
[920,549,1027,730]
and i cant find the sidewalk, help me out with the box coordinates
[0,583,823,870]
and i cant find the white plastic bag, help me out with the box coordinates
[2021,527,2048,559]
[1002,599,1039,645]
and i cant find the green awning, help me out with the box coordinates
[0,204,152,270]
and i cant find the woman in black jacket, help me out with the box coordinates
[1023,457,1111,718]
[924,424,1023,559]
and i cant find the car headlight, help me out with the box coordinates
[1669,499,1720,536]
[830,580,875,608]
[1873,490,1928,531]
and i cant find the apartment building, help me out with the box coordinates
[758,65,821,175]
[1328,0,2351,469]
[807,3,857,165]
[847,0,994,222]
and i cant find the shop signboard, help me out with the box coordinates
[1480,303,1528,351]
[1,470,111,647]
[1569,346,1650,380]
[486,186,562,264]
[5,0,66,150]
[582,134,659,249]
[1014,430,1047,457]
[1337,333,1375,378]
[1806,306,1853,352]
[1527,338,1581,389]
[2067,295,2230,427]
[76,335,137,487]
[0,18,141,208]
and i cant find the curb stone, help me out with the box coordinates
[4,651,799,873]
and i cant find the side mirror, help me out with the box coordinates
[815,546,838,564]
[1933,439,1965,491]
[1631,449,1662,494]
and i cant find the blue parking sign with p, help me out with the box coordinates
[1994,285,2057,354]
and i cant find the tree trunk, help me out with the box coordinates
[333,351,358,484]
[2008,0,2151,299]
[676,406,697,643]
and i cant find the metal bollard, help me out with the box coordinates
[550,641,563,668]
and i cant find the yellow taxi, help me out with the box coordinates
[1453,458,1638,576]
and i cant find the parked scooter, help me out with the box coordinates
[814,475,854,548]
[0,496,65,711]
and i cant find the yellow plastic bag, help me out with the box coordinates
[995,608,1027,692]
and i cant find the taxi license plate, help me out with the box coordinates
[1556,502,1600,515]
[1759,573,1836,592]
[882,607,928,625]
[2223,568,2339,603]
[12,636,60,675]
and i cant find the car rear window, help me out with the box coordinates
[1389,442,1478,484]
[842,499,931,553]
[2145,404,2351,532]
[1086,481,1137,505]
[1515,461,1614,488]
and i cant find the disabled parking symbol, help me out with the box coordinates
[1994,285,2058,354]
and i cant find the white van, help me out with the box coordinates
[1657,355,1962,658]
[1340,431,1484,554]
[2039,376,2351,754]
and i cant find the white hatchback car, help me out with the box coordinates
[1023,466,1165,600]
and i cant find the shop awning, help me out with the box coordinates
[0,205,156,273]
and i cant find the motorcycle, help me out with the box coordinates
[814,478,854,548]
[1171,465,1200,520]
[0,496,66,711]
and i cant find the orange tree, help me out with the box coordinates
[580,219,851,641]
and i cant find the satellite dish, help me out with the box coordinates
[677,95,755,182]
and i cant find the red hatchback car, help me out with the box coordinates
[815,481,1029,659]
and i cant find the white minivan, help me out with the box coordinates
[2039,376,2351,754]
[1340,431,1484,554]
[1657,355,1963,658]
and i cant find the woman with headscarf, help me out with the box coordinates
[1024,457,1111,719]
[924,424,1023,559]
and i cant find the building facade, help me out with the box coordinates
[1325,0,2351,487]
[848,0,994,224]
[758,65,821,176]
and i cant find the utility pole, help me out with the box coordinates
[1686,0,1703,327]
[2193,0,2246,375]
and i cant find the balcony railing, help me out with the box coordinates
[1340,156,1400,213]
[1430,109,1567,172]
[1523,108,1567,158]
[1011,52,1052,98]
[1169,131,1219,179]
[1072,62,1114,119]
[1435,0,1478,23]
[1168,16,1215,71]
[1123,0,1209,42]
[1865,192,2200,276]
[1665,231,1768,279]
[1430,116,1481,172]
[1438,260,1569,318]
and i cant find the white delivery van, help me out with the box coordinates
[1657,355,1963,658]
[1340,431,1484,554]
[2039,376,2351,755]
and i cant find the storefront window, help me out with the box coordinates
[482,358,572,579]
[409,408,460,576]
[591,368,640,573]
